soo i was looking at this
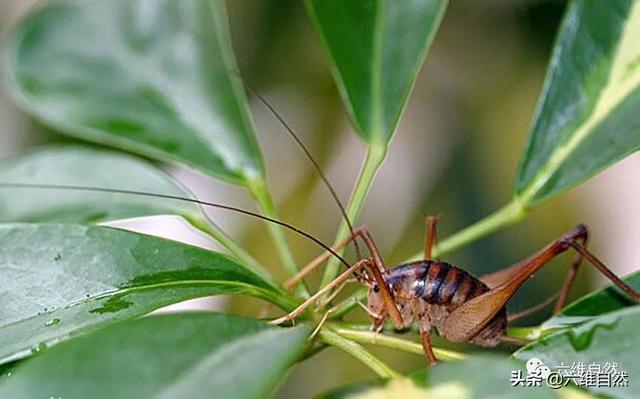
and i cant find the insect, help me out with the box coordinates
[253,98,640,365]
[270,217,640,364]
[2,96,640,367]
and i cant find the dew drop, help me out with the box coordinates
[45,318,60,327]
[6,372,12,377]
[31,342,48,354]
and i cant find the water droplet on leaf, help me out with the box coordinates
[31,342,48,354]
[45,318,60,327]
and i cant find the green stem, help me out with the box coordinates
[507,325,546,340]
[405,200,528,262]
[331,325,467,361]
[187,215,274,284]
[319,328,401,379]
[320,143,387,290]
[247,177,309,297]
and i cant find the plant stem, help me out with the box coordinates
[405,200,527,262]
[320,143,387,291]
[319,328,401,379]
[331,325,467,361]
[248,177,309,297]
[186,215,274,284]
[507,326,546,340]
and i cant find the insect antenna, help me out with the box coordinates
[252,92,364,263]
[0,182,351,269]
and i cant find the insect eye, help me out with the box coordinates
[372,284,380,293]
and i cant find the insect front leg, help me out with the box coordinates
[270,258,373,325]
[357,229,404,329]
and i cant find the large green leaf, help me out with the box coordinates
[515,0,640,204]
[5,0,263,185]
[515,306,640,399]
[305,0,447,145]
[322,356,576,399]
[0,313,309,399]
[0,145,198,223]
[0,224,291,364]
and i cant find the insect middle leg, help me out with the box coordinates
[420,329,438,365]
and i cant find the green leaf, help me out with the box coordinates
[0,224,291,364]
[5,0,263,185]
[0,145,199,223]
[515,306,640,399]
[543,271,640,330]
[0,145,275,283]
[305,0,447,145]
[0,313,309,399]
[516,0,640,204]
[322,356,572,399]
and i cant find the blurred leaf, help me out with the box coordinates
[515,306,640,399]
[0,224,290,364]
[305,0,447,145]
[0,145,199,223]
[6,0,263,185]
[516,0,640,204]
[543,271,640,330]
[0,313,309,399]
[322,356,567,399]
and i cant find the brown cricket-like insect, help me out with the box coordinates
[252,97,640,365]
[3,95,640,367]
[271,217,640,364]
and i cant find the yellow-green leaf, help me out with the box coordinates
[516,0,640,204]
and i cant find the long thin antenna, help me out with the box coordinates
[0,183,351,269]
[253,92,362,260]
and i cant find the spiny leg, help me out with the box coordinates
[424,215,440,260]
[442,225,640,343]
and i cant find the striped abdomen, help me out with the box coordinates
[384,260,489,307]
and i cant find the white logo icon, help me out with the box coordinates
[526,357,551,379]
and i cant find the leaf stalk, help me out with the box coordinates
[319,143,387,292]
[318,328,401,379]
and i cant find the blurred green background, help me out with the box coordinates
[2,0,640,397]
